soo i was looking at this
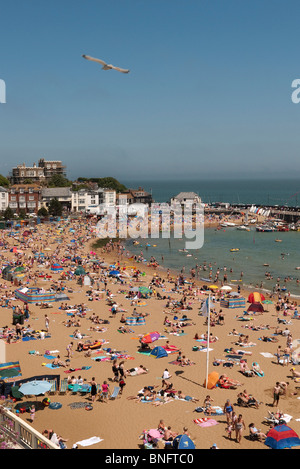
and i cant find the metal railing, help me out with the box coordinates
[0,405,59,449]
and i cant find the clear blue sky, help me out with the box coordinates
[1,0,300,181]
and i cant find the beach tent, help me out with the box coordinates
[265,425,300,449]
[248,292,265,303]
[150,346,168,359]
[173,434,195,450]
[203,372,219,389]
[247,303,264,313]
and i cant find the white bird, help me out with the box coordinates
[82,54,130,73]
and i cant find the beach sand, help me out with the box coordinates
[1,218,300,450]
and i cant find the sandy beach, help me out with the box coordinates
[1,216,300,450]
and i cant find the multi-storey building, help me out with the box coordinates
[10,159,66,185]
[8,185,41,214]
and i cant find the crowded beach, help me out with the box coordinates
[0,215,299,450]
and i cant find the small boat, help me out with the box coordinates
[237,225,250,231]
[230,248,240,252]
[275,239,282,242]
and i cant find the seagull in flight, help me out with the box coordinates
[82,54,130,73]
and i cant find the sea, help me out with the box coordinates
[122,178,300,297]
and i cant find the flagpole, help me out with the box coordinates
[205,292,211,389]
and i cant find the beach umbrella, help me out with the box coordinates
[148,429,161,440]
[139,286,151,294]
[209,285,219,290]
[18,380,52,397]
[248,292,265,303]
[141,332,160,344]
[203,372,219,390]
[74,266,86,276]
[265,425,300,449]
[220,286,232,291]
[109,270,120,276]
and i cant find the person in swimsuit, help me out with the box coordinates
[235,414,245,443]
[224,399,234,424]
[89,377,97,402]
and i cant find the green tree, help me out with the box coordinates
[48,198,63,216]
[48,174,72,188]
[18,209,27,219]
[38,206,49,217]
[3,207,13,220]
[0,174,10,187]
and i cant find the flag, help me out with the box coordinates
[201,298,209,317]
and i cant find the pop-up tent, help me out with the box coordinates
[265,424,300,449]
[150,346,168,359]
[173,434,195,449]
[247,303,264,313]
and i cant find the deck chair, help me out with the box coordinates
[109,386,120,400]
[59,378,68,395]
[48,379,57,395]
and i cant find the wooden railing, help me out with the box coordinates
[0,405,59,449]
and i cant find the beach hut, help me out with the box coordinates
[150,346,168,359]
[248,292,265,303]
[173,434,195,449]
[265,425,300,449]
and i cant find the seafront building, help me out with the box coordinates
[10,159,66,185]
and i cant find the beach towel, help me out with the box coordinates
[45,363,60,369]
[260,352,274,358]
[193,418,218,427]
[0,361,21,380]
[75,437,103,447]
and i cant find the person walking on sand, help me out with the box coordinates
[45,314,49,333]
[272,382,281,407]
[235,414,245,443]
[66,341,73,359]
[89,377,97,402]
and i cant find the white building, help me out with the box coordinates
[0,186,8,212]
[170,192,201,205]
[71,188,102,212]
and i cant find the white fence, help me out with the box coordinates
[0,405,59,449]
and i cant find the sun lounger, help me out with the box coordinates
[48,379,57,395]
[59,378,68,395]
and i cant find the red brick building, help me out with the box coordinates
[8,184,41,214]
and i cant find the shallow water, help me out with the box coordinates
[126,227,300,297]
